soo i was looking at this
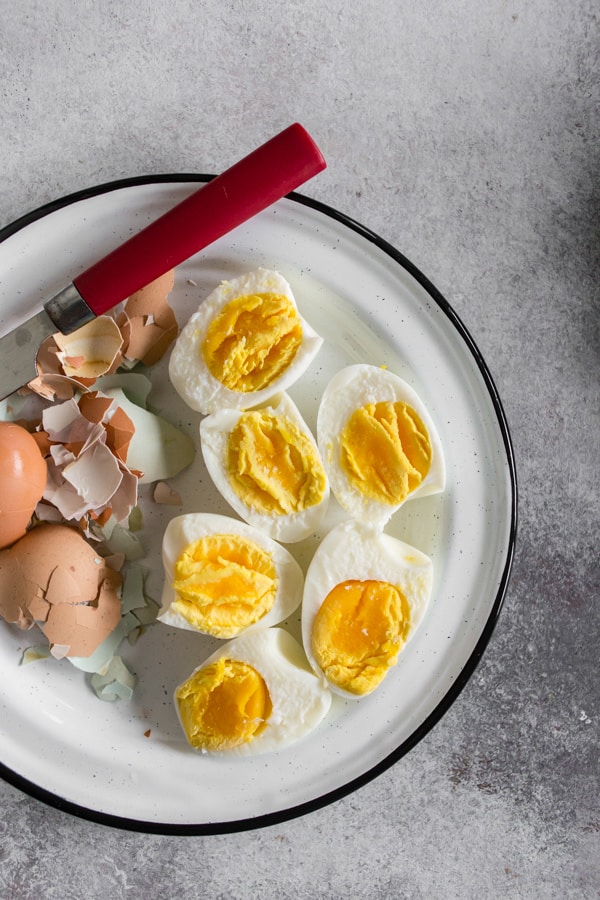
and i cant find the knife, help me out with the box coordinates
[0,123,326,400]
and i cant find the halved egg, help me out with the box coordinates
[301,520,433,698]
[317,364,445,528]
[200,392,330,543]
[174,627,332,755]
[169,268,323,415]
[158,513,303,638]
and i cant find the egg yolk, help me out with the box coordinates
[227,410,327,516]
[202,292,303,392]
[175,657,272,751]
[311,579,411,695]
[340,401,431,505]
[172,533,278,637]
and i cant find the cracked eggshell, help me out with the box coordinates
[102,388,195,484]
[0,524,122,656]
[53,315,124,379]
[119,269,178,366]
[125,270,175,316]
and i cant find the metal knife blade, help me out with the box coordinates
[0,309,59,399]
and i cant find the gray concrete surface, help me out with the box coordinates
[0,1,598,897]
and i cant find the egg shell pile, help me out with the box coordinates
[164,268,446,753]
[0,273,196,690]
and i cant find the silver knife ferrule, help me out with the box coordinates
[44,283,96,335]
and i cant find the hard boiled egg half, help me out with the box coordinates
[175,627,332,755]
[301,520,433,698]
[169,268,323,415]
[318,364,445,529]
[158,513,303,638]
[200,392,329,543]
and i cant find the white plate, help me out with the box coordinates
[0,178,517,833]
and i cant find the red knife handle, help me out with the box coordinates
[72,123,326,318]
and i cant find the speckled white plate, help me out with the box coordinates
[0,178,516,833]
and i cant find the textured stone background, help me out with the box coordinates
[0,1,598,897]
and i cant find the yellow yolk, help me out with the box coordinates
[340,401,432,505]
[202,292,303,392]
[175,657,272,751]
[311,579,411,695]
[227,410,327,516]
[172,533,278,637]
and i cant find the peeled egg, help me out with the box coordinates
[158,512,303,638]
[301,520,433,698]
[169,268,323,415]
[200,392,329,543]
[174,627,332,755]
[317,364,445,528]
[0,422,48,549]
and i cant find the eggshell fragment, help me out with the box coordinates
[61,442,124,508]
[153,481,183,505]
[103,405,135,463]
[0,524,122,657]
[38,391,139,526]
[91,655,137,701]
[77,393,114,424]
[102,388,195,484]
[27,337,86,400]
[53,316,124,379]
[43,566,122,657]
[35,335,63,376]
[127,270,174,312]
[117,270,178,366]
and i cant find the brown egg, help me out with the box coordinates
[0,422,48,549]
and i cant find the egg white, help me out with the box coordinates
[301,519,434,698]
[317,364,445,529]
[175,627,332,756]
[158,512,303,636]
[200,392,330,543]
[169,268,323,415]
